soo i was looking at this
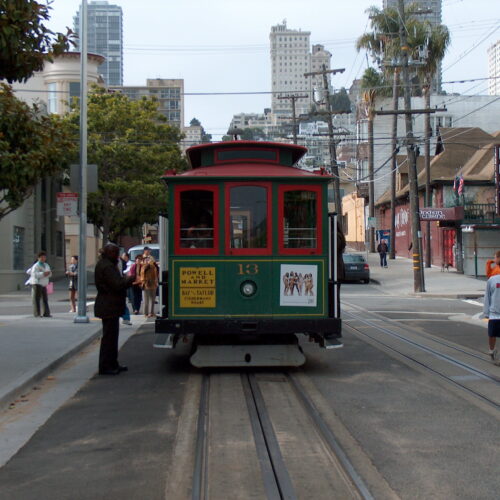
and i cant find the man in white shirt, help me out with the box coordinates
[29,251,52,317]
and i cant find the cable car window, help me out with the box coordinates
[283,191,317,248]
[180,190,214,248]
[230,186,268,249]
[217,150,277,162]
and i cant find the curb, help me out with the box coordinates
[0,325,102,412]
[409,292,484,299]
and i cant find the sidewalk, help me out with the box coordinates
[0,280,144,411]
[362,251,487,298]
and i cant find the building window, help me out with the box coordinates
[13,226,25,270]
[47,82,57,113]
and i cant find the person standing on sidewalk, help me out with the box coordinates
[483,272,500,365]
[29,252,52,318]
[94,243,134,375]
[119,252,133,326]
[66,256,78,313]
[485,250,500,278]
[377,240,389,268]
[129,255,143,314]
[141,255,159,318]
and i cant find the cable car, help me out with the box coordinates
[154,140,342,367]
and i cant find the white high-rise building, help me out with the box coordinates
[270,21,323,120]
[488,40,500,95]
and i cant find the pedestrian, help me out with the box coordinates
[66,255,78,313]
[129,255,143,314]
[28,251,52,318]
[377,239,389,268]
[483,271,500,365]
[94,243,134,375]
[120,252,133,326]
[485,250,500,278]
[141,255,159,318]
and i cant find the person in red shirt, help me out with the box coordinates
[485,250,500,278]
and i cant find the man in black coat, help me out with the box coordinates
[95,243,133,375]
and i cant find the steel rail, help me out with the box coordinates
[243,374,296,500]
[343,317,500,410]
[343,307,500,385]
[192,374,209,500]
[286,373,374,500]
[343,300,496,367]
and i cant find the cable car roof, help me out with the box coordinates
[186,140,307,169]
[163,140,333,179]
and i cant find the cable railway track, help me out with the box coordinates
[191,372,373,500]
[344,300,496,367]
[342,305,500,410]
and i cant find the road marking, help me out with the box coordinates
[368,311,466,316]
[462,299,483,307]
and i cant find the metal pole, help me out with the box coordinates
[75,0,89,323]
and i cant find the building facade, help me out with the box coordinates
[270,21,315,119]
[110,79,184,129]
[1,53,104,293]
[74,1,123,86]
[488,40,500,95]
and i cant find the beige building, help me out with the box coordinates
[341,192,366,251]
[0,52,104,292]
[110,78,184,129]
[182,124,203,152]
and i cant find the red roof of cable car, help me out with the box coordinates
[186,140,307,169]
[163,140,332,179]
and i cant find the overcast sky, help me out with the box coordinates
[47,0,500,138]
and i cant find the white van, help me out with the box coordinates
[127,244,160,262]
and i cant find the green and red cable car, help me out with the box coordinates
[154,140,342,367]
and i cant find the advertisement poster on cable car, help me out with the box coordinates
[280,264,317,307]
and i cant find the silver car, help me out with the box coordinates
[342,253,370,283]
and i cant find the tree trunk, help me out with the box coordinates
[424,80,432,267]
[368,115,375,253]
[390,70,399,260]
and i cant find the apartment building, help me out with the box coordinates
[488,40,500,95]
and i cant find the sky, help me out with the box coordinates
[47,0,500,138]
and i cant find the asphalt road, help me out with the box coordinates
[0,283,499,500]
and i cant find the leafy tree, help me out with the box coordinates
[329,87,352,113]
[65,87,186,243]
[189,117,201,126]
[0,83,74,220]
[0,0,74,83]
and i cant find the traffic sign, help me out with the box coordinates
[56,192,78,216]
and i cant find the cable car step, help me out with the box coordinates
[153,333,176,349]
[190,344,306,368]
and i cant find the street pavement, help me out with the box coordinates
[360,250,487,299]
[0,280,144,411]
[0,255,489,411]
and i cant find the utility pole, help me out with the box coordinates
[304,65,345,219]
[277,94,308,144]
[75,0,89,323]
[397,0,424,292]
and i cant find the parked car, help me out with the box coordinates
[127,244,160,262]
[342,253,370,283]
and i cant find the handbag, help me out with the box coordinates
[46,282,54,295]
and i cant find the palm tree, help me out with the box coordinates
[413,22,450,267]
[360,68,385,253]
[357,6,410,258]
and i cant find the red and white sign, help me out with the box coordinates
[56,192,78,216]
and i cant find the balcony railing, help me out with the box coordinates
[463,203,500,224]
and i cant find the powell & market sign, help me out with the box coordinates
[419,206,464,221]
